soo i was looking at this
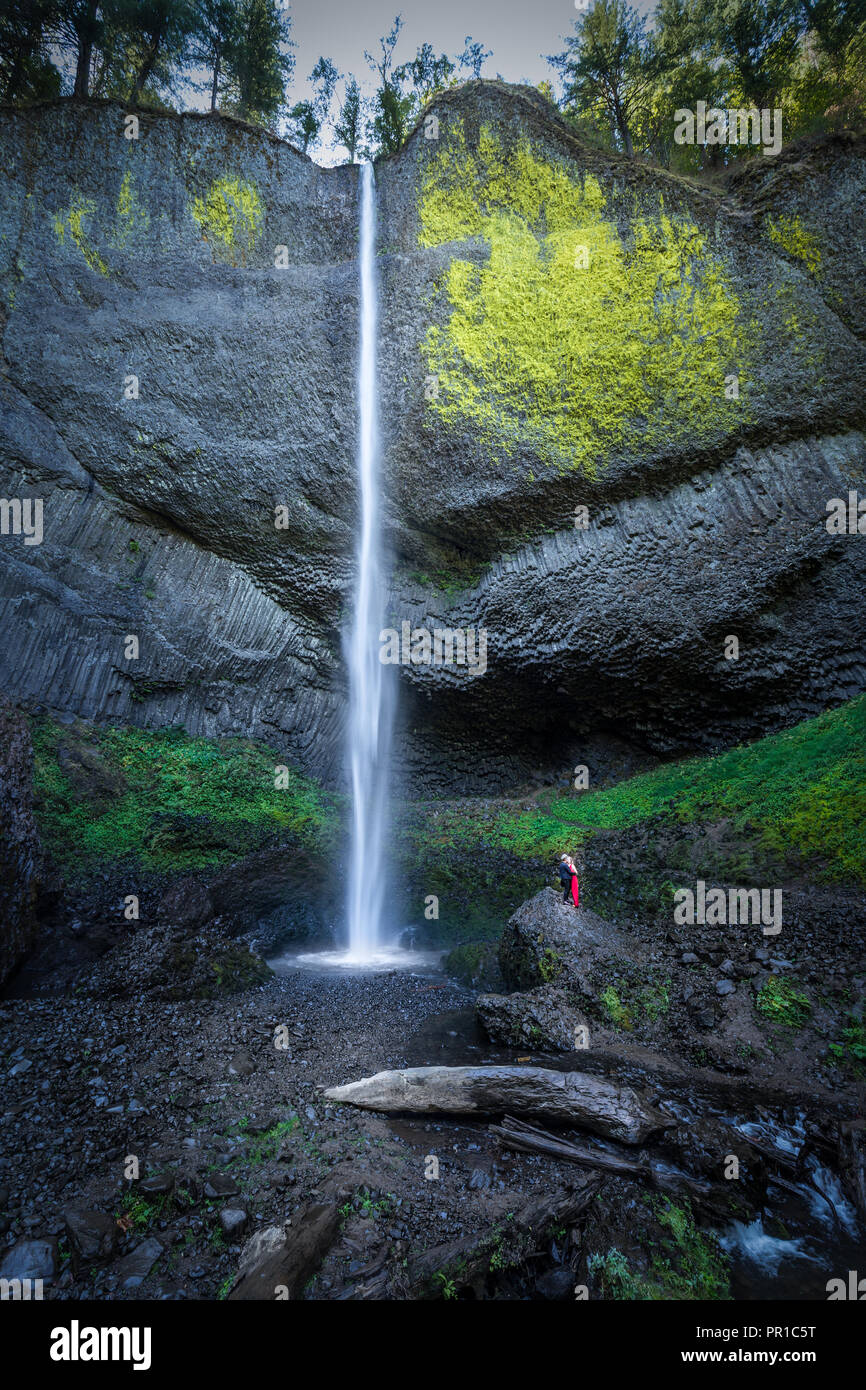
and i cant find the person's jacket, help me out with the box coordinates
[557,861,572,885]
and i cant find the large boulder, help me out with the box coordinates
[476,984,588,1052]
[497,888,641,993]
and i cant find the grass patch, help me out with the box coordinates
[589,1198,731,1300]
[827,1013,866,1074]
[31,718,340,874]
[755,975,812,1028]
[402,695,866,885]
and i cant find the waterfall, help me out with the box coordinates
[345,162,394,961]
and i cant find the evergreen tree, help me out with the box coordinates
[395,40,454,108]
[192,0,240,109]
[0,0,62,102]
[121,0,197,103]
[334,73,364,161]
[549,0,657,157]
[697,0,802,108]
[223,0,293,125]
[288,97,317,151]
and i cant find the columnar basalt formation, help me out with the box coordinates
[1,87,865,794]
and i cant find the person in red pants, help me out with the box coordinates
[558,854,579,907]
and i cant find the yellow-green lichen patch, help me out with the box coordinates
[115,169,150,244]
[191,176,263,263]
[53,192,109,276]
[418,126,756,473]
[765,213,822,276]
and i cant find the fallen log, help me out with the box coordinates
[324,1064,673,1145]
[403,1177,603,1300]
[489,1115,712,1198]
[228,1201,340,1300]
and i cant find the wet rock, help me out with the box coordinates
[229,1050,256,1078]
[203,1174,240,1199]
[63,1206,118,1263]
[139,1174,174,1196]
[498,889,642,995]
[0,700,45,986]
[237,1225,287,1279]
[476,984,588,1053]
[716,980,737,996]
[536,1267,576,1300]
[219,1208,249,1237]
[0,1239,55,1282]
[115,1237,164,1290]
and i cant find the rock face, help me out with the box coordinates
[0,699,44,984]
[1,89,865,794]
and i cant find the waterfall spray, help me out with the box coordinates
[345,163,394,960]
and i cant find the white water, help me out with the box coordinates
[343,162,395,963]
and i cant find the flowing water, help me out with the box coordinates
[343,162,396,964]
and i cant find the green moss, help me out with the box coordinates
[443,940,499,986]
[600,985,632,1030]
[589,1198,731,1300]
[418,125,754,473]
[827,1014,866,1075]
[53,192,109,276]
[115,169,150,244]
[538,947,564,983]
[765,213,822,275]
[403,694,866,887]
[30,718,340,875]
[755,975,812,1029]
[191,176,263,262]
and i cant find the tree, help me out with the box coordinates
[0,0,62,102]
[288,97,317,152]
[800,0,866,71]
[121,0,197,103]
[459,35,492,80]
[192,0,240,109]
[549,0,657,157]
[334,73,364,161]
[652,0,723,167]
[309,52,340,141]
[365,14,412,154]
[223,0,293,125]
[364,13,403,87]
[697,0,802,108]
[371,79,411,153]
[51,0,114,98]
[395,41,454,107]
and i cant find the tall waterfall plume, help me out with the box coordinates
[345,162,395,960]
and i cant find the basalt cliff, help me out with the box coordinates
[1,83,865,804]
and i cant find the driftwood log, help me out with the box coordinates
[402,1177,603,1299]
[489,1115,712,1198]
[228,1201,340,1300]
[324,1064,673,1145]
